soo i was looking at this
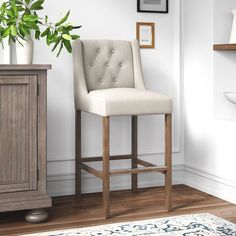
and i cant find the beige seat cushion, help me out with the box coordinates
[81,88,172,116]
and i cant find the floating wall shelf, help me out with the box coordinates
[214,44,236,50]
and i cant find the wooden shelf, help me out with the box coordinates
[214,44,236,50]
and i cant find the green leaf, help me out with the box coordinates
[35,30,40,40]
[46,33,57,45]
[10,25,17,36]
[0,3,7,13]
[26,21,39,30]
[71,35,80,40]
[11,2,18,17]
[6,18,16,25]
[5,9,14,17]
[62,34,72,41]
[10,34,16,43]
[52,38,60,52]
[67,25,82,30]
[63,38,72,53]
[57,26,63,32]
[25,8,31,15]
[23,14,38,22]
[41,27,49,37]
[25,0,31,5]
[2,28,11,38]
[20,24,30,35]
[55,10,70,27]
[56,42,63,57]
[19,25,25,38]
[17,6,26,12]
[45,15,48,24]
[46,31,51,45]
[30,0,44,10]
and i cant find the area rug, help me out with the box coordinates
[23,213,236,236]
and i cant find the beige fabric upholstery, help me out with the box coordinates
[73,39,172,116]
[80,88,172,116]
[81,40,135,91]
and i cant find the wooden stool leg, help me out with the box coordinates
[103,116,110,219]
[75,110,82,198]
[165,114,172,211]
[131,116,138,193]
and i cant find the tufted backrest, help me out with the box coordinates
[81,40,135,91]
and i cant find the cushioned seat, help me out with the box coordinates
[82,88,172,116]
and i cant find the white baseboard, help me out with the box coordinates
[184,165,236,204]
[47,163,236,206]
[47,164,184,197]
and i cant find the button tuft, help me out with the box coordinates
[120,63,123,67]
[97,49,101,53]
[111,49,115,54]
[90,63,94,67]
[98,78,103,83]
[113,77,118,83]
[106,62,109,67]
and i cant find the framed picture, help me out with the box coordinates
[137,0,168,13]
[136,22,155,48]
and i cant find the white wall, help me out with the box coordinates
[0,0,184,195]
[183,0,236,204]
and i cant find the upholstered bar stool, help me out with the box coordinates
[72,39,172,219]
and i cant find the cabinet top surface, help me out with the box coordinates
[0,64,51,70]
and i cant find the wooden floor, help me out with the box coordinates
[0,185,236,236]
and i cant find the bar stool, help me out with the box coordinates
[72,39,172,219]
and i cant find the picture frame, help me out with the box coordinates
[136,22,155,49]
[137,0,168,14]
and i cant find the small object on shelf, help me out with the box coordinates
[224,92,236,105]
[230,9,236,44]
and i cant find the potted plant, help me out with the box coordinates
[0,0,81,63]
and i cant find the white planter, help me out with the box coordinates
[16,35,34,64]
[2,38,11,64]
[229,9,236,43]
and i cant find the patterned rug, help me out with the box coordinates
[23,213,236,236]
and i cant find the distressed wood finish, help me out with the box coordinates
[80,163,103,179]
[75,110,81,198]
[0,76,31,193]
[131,116,138,193]
[213,44,236,50]
[0,75,38,193]
[76,113,173,218]
[81,155,132,163]
[103,117,110,219]
[0,65,52,219]
[165,114,172,211]
[111,166,167,175]
[0,64,51,71]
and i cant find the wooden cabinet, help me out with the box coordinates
[0,65,52,222]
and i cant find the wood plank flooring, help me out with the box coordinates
[0,185,235,236]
